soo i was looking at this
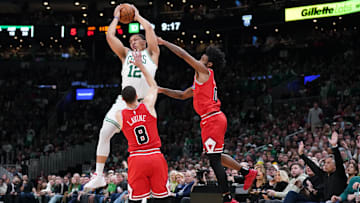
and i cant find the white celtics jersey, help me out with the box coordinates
[121,49,157,99]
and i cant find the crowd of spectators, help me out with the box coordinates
[0,171,129,203]
[1,23,360,203]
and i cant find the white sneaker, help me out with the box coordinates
[84,173,106,191]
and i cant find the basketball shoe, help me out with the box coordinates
[84,173,106,191]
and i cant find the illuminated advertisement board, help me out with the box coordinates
[285,0,360,22]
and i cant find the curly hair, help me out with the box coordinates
[205,45,226,69]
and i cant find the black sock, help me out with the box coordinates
[153,197,171,203]
[240,167,249,176]
[129,200,142,203]
[223,193,232,202]
[207,153,230,194]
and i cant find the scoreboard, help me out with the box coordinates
[0,21,184,40]
[0,25,34,37]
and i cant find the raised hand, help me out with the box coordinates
[329,131,339,147]
[113,5,121,18]
[266,189,276,197]
[353,182,360,190]
[129,50,143,68]
[131,4,140,21]
[331,195,341,202]
[298,141,304,155]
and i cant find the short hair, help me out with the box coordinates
[132,33,145,40]
[122,86,137,103]
[325,155,335,164]
[290,163,303,170]
[205,45,226,69]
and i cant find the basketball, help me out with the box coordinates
[119,4,135,24]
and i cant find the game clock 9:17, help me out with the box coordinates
[161,22,181,31]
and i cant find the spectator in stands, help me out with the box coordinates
[249,164,269,202]
[227,169,240,184]
[5,176,21,203]
[63,175,70,188]
[259,170,289,202]
[48,176,67,203]
[19,174,36,203]
[1,175,10,185]
[266,164,278,188]
[35,177,47,203]
[308,102,323,132]
[169,170,179,192]
[0,178,7,201]
[272,170,289,193]
[299,132,347,201]
[106,175,119,203]
[331,176,360,202]
[174,172,185,194]
[112,172,128,203]
[67,177,81,203]
[283,151,324,202]
[264,162,307,202]
[204,168,217,185]
[171,171,195,203]
[345,161,359,184]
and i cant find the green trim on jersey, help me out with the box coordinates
[144,49,157,68]
[105,117,121,130]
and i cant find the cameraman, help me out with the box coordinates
[196,168,210,185]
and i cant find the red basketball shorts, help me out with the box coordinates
[127,149,169,200]
[200,111,227,154]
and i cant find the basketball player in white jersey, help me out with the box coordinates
[85,4,159,190]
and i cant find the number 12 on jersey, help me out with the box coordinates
[128,65,141,78]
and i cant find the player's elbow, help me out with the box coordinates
[106,33,116,41]
[142,22,153,31]
[179,93,189,100]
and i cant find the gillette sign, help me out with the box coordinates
[285,0,360,22]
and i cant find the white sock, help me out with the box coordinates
[95,163,105,175]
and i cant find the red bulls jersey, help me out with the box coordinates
[121,103,161,152]
[192,68,221,117]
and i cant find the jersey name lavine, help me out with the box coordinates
[127,115,147,126]
[121,50,157,99]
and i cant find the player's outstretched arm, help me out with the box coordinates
[132,5,160,64]
[106,5,129,62]
[157,37,208,75]
[130,51,158,112]
[158,87,193,100]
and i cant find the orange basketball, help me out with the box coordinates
[119,4,135,24]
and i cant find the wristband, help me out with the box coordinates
[114,16,119,20]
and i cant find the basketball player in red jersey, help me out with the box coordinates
[114,50,170,203]
[157,37,257,203]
